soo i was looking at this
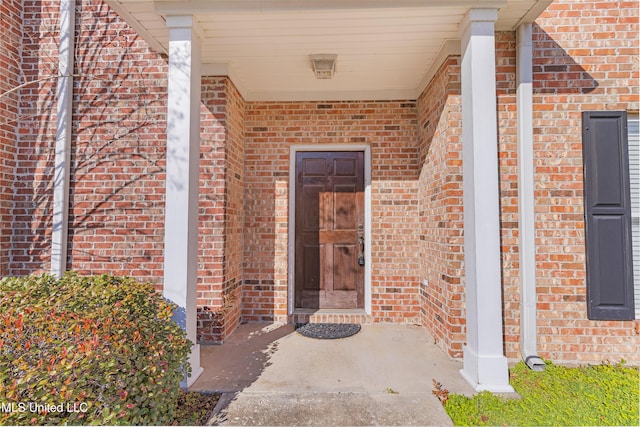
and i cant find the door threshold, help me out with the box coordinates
[293,308,367,315]
[291,309,371,325]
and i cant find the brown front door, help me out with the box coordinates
[295,151,365,310]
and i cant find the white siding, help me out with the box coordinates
[628,115,640,317]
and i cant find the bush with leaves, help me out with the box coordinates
[0,272,192,425]
[444,360,639,426]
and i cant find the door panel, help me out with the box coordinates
[334,186,358,229]
[333,244,358,291]
[295,151,365,310]
[302,185,322,230]
[302,244,320,291]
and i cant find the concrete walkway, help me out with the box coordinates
[191,323,475,426]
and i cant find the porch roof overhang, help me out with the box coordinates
[105,0,552,101]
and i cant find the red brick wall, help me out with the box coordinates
[495,32,520,360]
[221,79,245,337]
[11,0,241,343]
[7,0,640,362]
[65,1,168,282]
[11,1,169,279]
[243,101,421,323]
[197,77,245,343]
[415,46,521,361]
[0,0,21,277]
[531,0,640,364]
[416,58,465,358]
[197,78,227,341]
[415,37,521,360]
[417,0,640,365]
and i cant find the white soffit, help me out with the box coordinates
[106,0,553,101]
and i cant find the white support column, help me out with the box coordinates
[51,0,75,278]
[163,15,203,388]
[459,9,514,393]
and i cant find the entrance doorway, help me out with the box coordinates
[294,151,365,310]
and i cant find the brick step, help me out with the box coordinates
[291,310,373,325]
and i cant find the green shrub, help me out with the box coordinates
[444,361,639,426]
[0,272,192,425]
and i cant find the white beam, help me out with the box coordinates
[458,8,514,393]
[163,15,204,388]
[51,0,75,278]
[154,0,507,15]
[515,0,554,29]
[105,0,167,54]
[415,39,461,97]
[245,88,417,102]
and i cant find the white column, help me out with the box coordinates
[459,9,514,392]
[163,15,203,388]
[51,0,75,277]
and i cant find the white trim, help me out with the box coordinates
[165,15,205,40]
[288,144,372,315]
[514,0,554,29]
[458,8,499,40]
[415,39,461,98]
[51,0,75,278]
[154,0,507,15]
[201,62,249,99]
[246,89,417,103]
[105,0,167,55]
[628,114,640,317]
[516,23,542,367]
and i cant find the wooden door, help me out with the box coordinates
[295,151,365,310]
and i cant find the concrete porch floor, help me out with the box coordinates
[191,323,475,426]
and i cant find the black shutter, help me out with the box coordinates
[582,111,635,320]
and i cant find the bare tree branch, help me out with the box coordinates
[0,74,78,100]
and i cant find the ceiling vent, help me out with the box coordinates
[310,54,337,79]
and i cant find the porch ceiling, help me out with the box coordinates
[106,0,552,101]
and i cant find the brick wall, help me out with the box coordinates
[196,79,227,342]
[221,79,246,337]
[495,32,520,360]
[197,77,245,343]
[10,0,243,344]
[415,43,521,361]
[243,101,422,324]
[0,0,21,277]
[6,0,639,362]
[416,58,465,358]
[65,1,167,282]
[11,1,169,279]
[531,0,640,364]
[67,4,245,343]
[417,1,640,365]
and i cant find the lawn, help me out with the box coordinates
[441,361,639,426]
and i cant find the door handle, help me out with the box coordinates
[357,224,365,266]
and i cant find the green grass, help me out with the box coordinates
[444,361,639,426]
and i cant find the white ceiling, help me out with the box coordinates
[106,0,553,101]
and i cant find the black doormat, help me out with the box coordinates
[295,323,361,339]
